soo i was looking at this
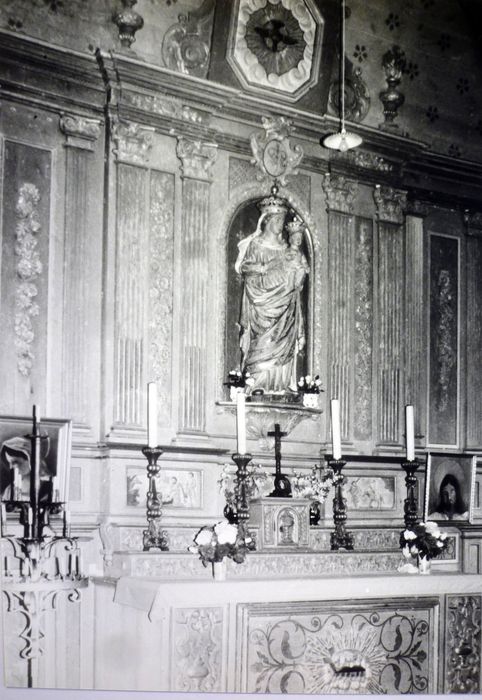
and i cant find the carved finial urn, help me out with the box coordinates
[113,0,144,50]
[379,45,405,131]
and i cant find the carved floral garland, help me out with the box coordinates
[14,183,42,377]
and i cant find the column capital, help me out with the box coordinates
[59,114,102,151]
[373,185,407,224]
[405,198,430,218]
[111,119,154,166]
[464,209,482,237]
[176,137,218,181]
[322,173,358,214]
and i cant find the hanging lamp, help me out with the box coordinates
[323,0,362,151]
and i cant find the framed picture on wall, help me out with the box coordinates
[0,415,72,504]
[424,452,476,523]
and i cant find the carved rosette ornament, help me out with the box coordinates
[250,115,304,187]
[322,173,357,214]
[341,149,394,174]
[111,120,154,166]
[113,0,144,50]
[373,185,407,224]
[228,0,323,101]
[59,114,101,150]
[176,137,218,181]
[14,183,42,377]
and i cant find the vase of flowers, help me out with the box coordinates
[297,374,323,408]
[291,464,334,505]
[189,520,255,578]
[225,369,255,401]
[399,520,448,574]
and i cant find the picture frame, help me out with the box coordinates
[0,415,72,505]
[424,452,476,524]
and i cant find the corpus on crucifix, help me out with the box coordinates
[267,423,292,497]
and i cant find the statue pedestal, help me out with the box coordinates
[249,497,311,550]
[217,399,321,451]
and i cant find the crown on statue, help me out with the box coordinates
[286,216,305,236]
[258,185,288,216]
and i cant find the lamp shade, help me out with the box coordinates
[323,129,362,151]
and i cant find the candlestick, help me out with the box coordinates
[147,382,158,448]
[1,503,6,535]
[327,457,354,551]
[51,475,59,502]
[236,391,247,455]
[405,404,415,461]
[330,399,342,460]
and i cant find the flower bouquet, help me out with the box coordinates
[225,369,255,401]
[291,465,334,502]
[399,520,448,574]
[189,520,255,571]
[297,374,323,407]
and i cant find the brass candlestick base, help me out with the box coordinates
[400,458,420,533]
[142,446,169,551]
[328,458,354,551]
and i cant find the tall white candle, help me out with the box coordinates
[236,391,247,455]
[147,382,158,448]
[330,399,342,460]
[27,507,33,525]
[405,404,415,461]
[33,404,41,424]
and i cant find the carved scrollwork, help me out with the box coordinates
[436,269,457,413]
[248,607,433,694]
[173,607,223,691]
[176,137,218,181]
[125,92,210,125]
[322,173,358,214]
[329,63,370,123]
[59,114,101,150]
[373,185,407,224]
[14,183,42,377]
[250,116,304,188]
[161,0,215,79]
[445,595,481,693]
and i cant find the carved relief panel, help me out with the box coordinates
[239,598,438,694]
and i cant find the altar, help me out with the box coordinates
[92,563,482,694]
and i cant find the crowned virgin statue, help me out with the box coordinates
[235,189,309,395]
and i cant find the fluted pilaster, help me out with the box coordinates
[323,174,358,443]
[374,186,407,445]
[60,114,101,426]
[405,211,426,446]
[112,121,153,429]
[176,137,217,433]
[466,219,482,448]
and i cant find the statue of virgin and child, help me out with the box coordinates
[235,189,309,395]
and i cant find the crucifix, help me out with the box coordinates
[267,423,292,498]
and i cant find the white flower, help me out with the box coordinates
[246,377,255,386]
[188,545,199,554]
[410,545,419,555]
[214,521,238,545]
[194,527,214,546]
[424,520,438,533]
[403,529,417,541]
[402,545,412,559]
[436,541,444,548]
[440,532,447,541]
[305,375,312,383]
